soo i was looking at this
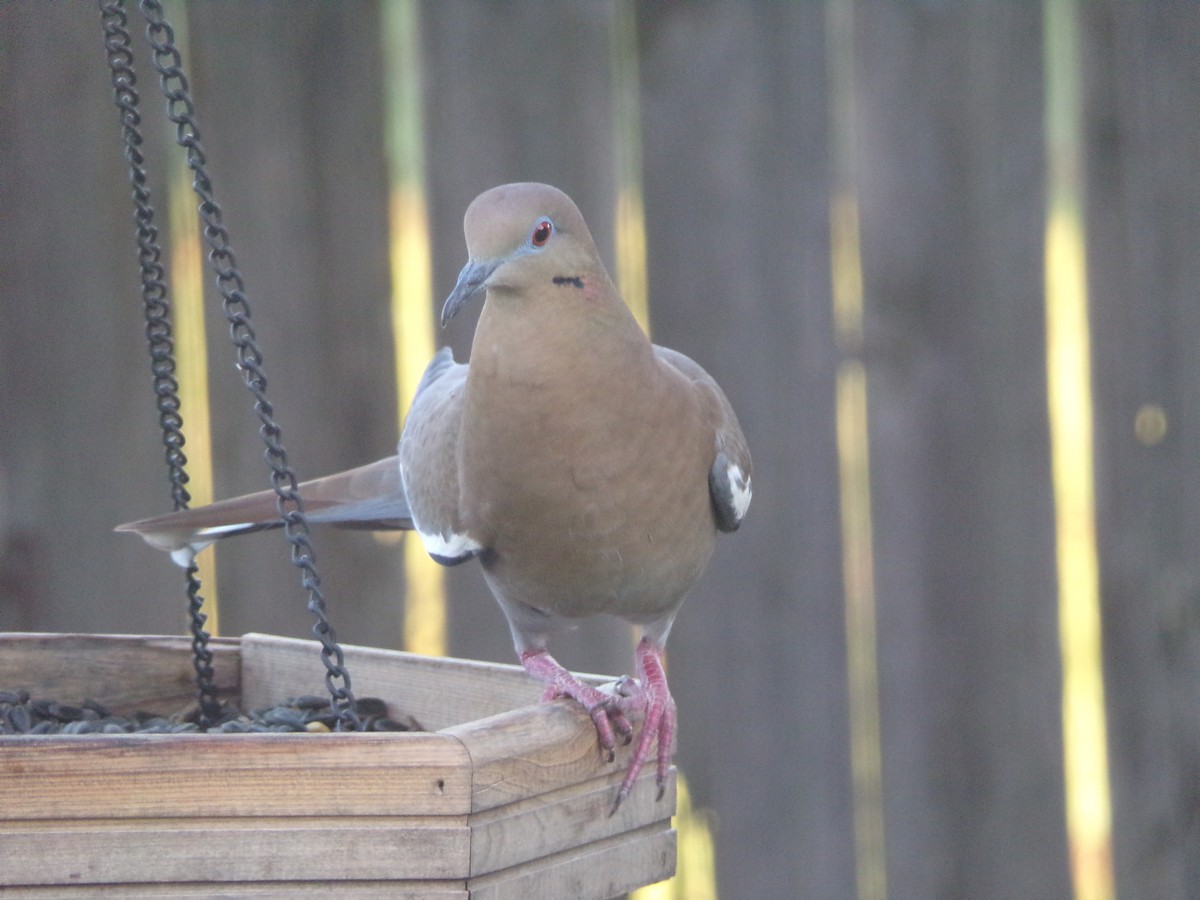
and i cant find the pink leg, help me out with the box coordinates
[613,637,676,812]
[520,648,633,760]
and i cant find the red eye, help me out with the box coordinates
[531,219,553,247]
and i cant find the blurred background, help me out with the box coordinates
[1,2,1197,898]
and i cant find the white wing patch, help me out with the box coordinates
[727,464,752,522]
[418,527,484,565]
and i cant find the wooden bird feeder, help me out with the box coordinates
[0,632,676,897]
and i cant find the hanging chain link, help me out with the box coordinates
[99,0,220,726]
[99,0,360,730]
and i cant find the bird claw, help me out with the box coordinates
[608,639,676,815]
[521,645,673,815]
[546,685,632,756]
[585,693,633,758]
[521,649,632,758]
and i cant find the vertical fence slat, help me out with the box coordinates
[183,3,400,645]
[638,5,855,896]
[1083,3,1200,896]
[0,5,180,635]
[851,5,1071,897]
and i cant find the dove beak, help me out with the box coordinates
[441,259,499,326]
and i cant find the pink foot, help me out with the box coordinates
[520,648,633,761]
[612,637,676,813]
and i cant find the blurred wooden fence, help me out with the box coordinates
[1,3,1197,898]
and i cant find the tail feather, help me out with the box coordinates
[117,455,412,565]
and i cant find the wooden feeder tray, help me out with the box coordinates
[0,632,676,897]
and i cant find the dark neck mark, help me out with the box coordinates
[553,275,584,289]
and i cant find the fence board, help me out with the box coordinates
[638,5,855,897]
[182,3,402,646]
[850,5,1071,897]
[1082,3,1200,897]
[0,4,180,635]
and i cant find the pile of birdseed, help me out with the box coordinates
[0,690,420,736]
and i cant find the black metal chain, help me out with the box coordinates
[135,0,359,731]
[99,0,359,730]
[99,0,220,726]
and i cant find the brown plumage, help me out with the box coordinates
[119,183,752,811]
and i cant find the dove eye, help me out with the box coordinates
[530,219,553,247]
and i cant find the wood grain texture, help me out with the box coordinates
[1,816,468,884]
[445,697,652,813]
[0,731,470,820]
[0,883,468,898]
[468,824,676,900]
[468,768,676,874]
[0,633,240,713]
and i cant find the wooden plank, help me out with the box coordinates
[182,3,403,645]
[1081,3,1200,897]
[467,824,676,900]
[0,816,468,885]
[444,698,651,814]
[0,882,467,898]
[0,633,240,713]
[636,4,853,896]
[847,5,1070,897]
[239,633,549,731]
[469,769,675,876]
[0,4,188,637]
[0,731,470,820]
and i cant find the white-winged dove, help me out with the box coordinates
[118,183,752,810]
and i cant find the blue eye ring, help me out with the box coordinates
[530,218,553,247]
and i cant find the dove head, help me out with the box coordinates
[441,183,611,325]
